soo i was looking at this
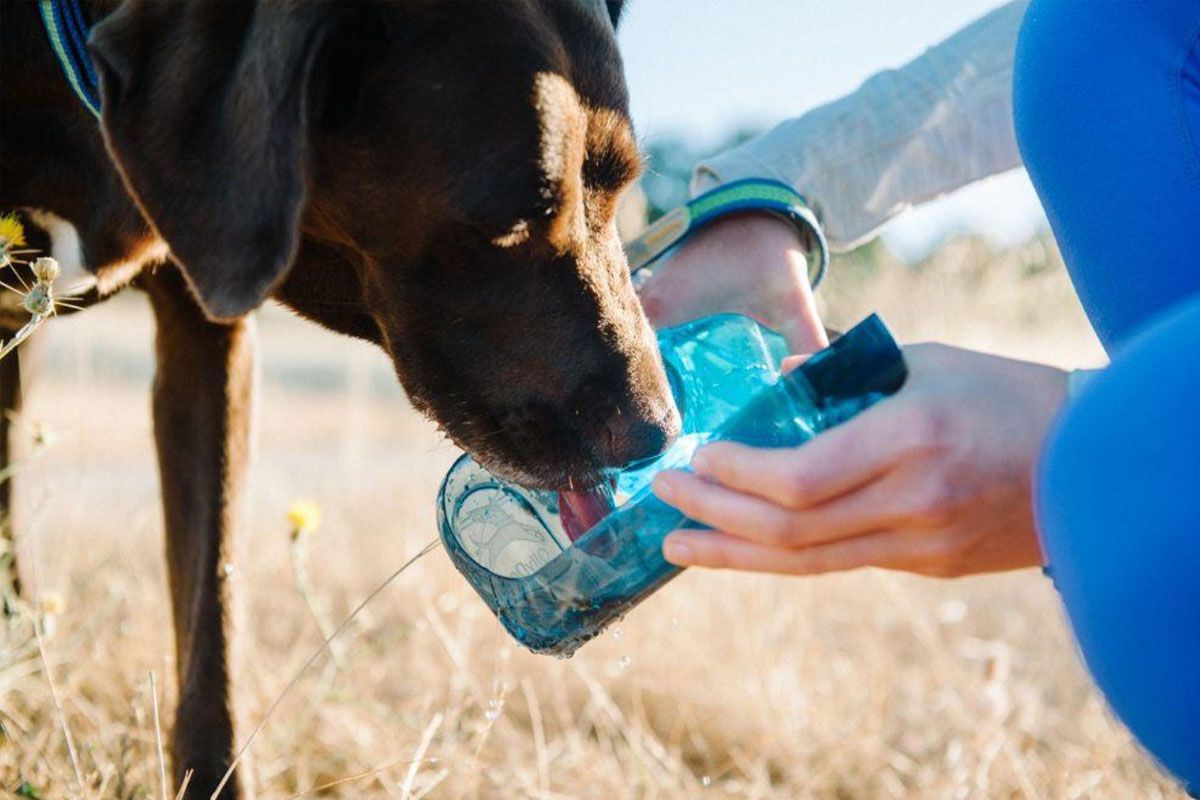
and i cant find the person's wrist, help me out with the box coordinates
[715,212,826,351]
[636,210,827,352]
[706,210,812,257]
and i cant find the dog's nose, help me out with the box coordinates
[600,407,680,467]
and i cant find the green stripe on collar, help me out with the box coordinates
[625,178,829,289]
[39,0,102,119]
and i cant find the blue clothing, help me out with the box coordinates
[1015,0,1200,789]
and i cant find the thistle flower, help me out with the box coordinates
[288,500,322,540]
[0,214,26,268]
[0,255,85,361]
[30,256,60,283]
[22,284,53,317]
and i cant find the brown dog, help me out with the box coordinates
[0,1,679,796]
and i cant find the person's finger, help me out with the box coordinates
[781,354,809,373]
[655,466,934,547]
[690,398,918,509]
[653,470,817,542]
[775,305,829,355]
[662,527,962,577]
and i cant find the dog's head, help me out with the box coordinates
[90,0,679,488]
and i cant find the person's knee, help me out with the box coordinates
[1037,297,1200,789]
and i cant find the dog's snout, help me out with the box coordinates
[601,406,681,468]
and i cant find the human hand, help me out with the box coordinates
[637,211,828,353]
[652,344,1069,578]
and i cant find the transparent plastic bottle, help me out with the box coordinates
[437,314,906,656]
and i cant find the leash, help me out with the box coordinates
[625,178,830,289]
[38,0,101,119]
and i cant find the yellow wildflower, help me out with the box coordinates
[0,214,25,267]
[39,591,66,616]
[287,500,322,539]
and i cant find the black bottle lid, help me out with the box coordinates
[795,314,907,402]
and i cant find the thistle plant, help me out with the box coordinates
[1,214,87,361]
[0,214,32,269]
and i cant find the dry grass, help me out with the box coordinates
[1,236,1187,799]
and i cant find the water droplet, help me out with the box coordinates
[611,627,623,640]
[618,654,631,669]
[701,775,712,787]
[485,699,502,721]
[671,616,680,630]
[221,562,234,577]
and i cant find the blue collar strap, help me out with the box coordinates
[39,0,102,119]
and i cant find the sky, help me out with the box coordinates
[616,0,1047,259]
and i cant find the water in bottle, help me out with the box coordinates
[437,313,906,656]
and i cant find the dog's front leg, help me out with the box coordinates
[144,268,254,800]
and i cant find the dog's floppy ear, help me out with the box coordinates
[89,1,334,320]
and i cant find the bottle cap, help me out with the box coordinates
[797,314,907,401]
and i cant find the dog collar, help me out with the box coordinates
[39,0,101,119]
[625,178,830,289]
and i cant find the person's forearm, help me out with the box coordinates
[693,1,1028,251]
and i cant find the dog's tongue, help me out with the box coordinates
[557,485,616,542]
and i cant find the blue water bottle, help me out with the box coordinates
[437,314,907,656]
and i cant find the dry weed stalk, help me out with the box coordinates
[286,501,346,669]
[209,538,439,800]
[149,672,170,800]
[30,608,83,794]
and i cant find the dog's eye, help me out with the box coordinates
[493,219,532,249]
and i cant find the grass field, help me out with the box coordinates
[1,235,1188,799]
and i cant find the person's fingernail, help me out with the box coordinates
[690,448,712,476]
[662,534,692,564]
